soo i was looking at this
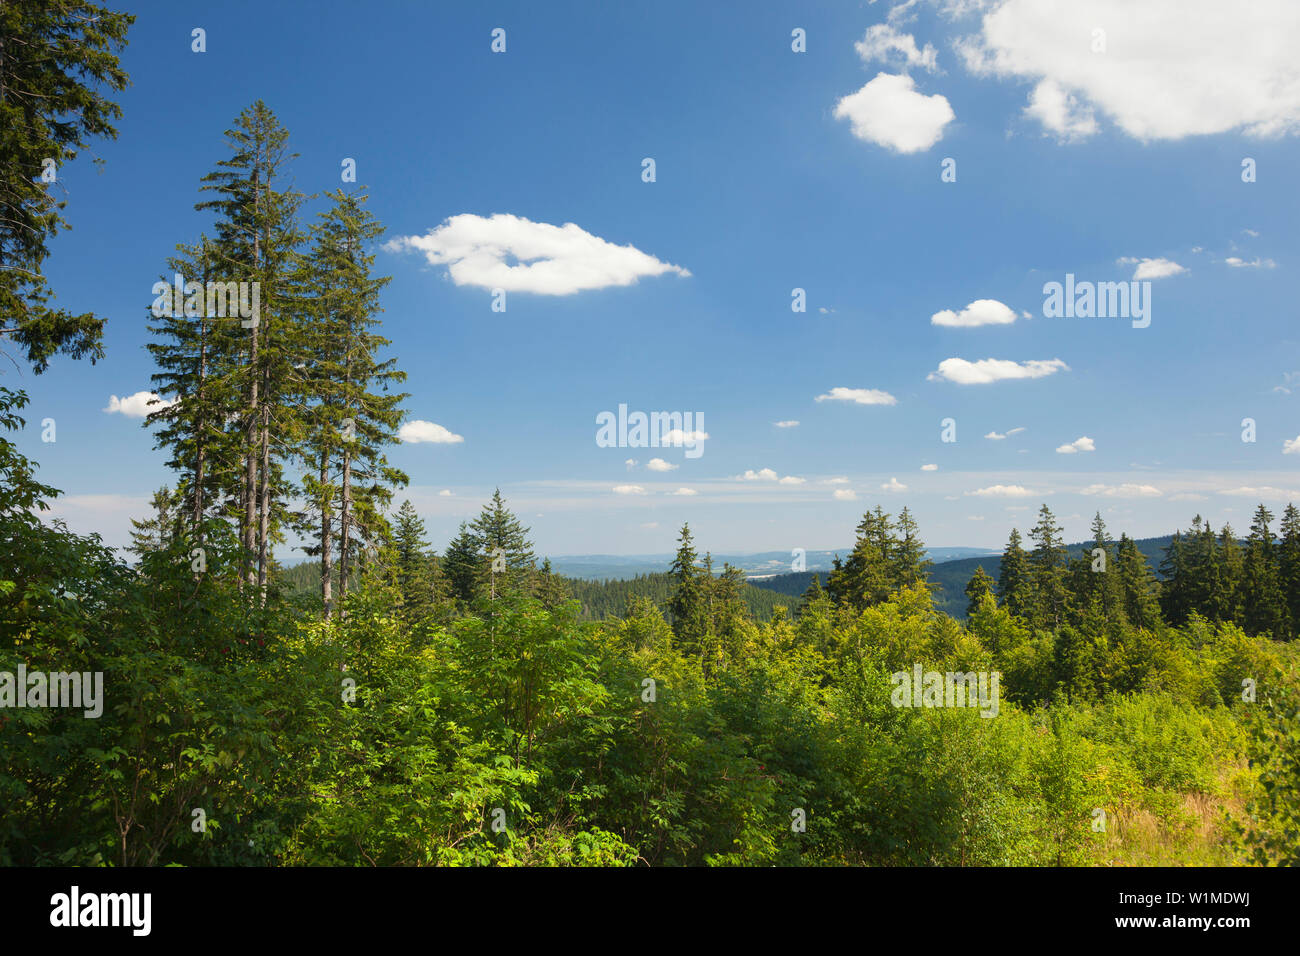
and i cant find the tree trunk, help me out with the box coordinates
[321,449,333,618]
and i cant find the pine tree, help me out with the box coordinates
[964,565,996,617]
[129,486,180,559]
[828,506,894,611]
[890,506,933,591]
[1278,504,1300,638]
[668,523,708,654]
[1242,504,1285,638]
[195,101,306,598]
[0,1,132,373]
[997,528,1031,619]
[536,558,572,610]
[297,187,407,610]
[1027,505,1070,629]
[1116,534,1160,630]
[146,236,242,538]
[392,500,436,620]
[469,489,536,598]
[442,522,481,605]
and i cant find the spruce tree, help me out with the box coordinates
[195,101,305,597]
[1027,505,1070,629]
[997,528,1031,619]
[1242,504,1285,638]
[0,1,132,372]
[964,565,996,617]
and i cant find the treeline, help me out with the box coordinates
[977,505,1300,641]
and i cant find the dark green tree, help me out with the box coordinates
[0,1,132,372]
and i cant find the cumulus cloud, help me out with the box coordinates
[1023,78,1097,141]
[930,298,1019,327]
[646,458,678,472]
[438,489,453,496]
[958,0,1300,142]
[1225,256,1277,269]
[103,392,176,418]
[739,468,779,482]
[834,73,955,153]
[929,358,1068,385]
[1119,257,1186,280]
[613,484,647,495]
[1284,435,1300,454]
[1056,436,1095,454]
[1080,483,1161,497]
[921,463,938,471]
[854,23,939,72]
[661,428,709,446]
[881,477,908,492]
[985,427,1026,440]
[833,489,858,501]
[815,386,898,406]
[399,420,465,444]
[385,213,690,295]
[774,420,800,428]
[967,484,1035,498]
[779,476,806,485]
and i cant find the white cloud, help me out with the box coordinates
[959,0,1300,142]
[834,72,955,153]
[646,458,678,472]
[967,484,1035,498]
[624,458,637,469]
[929,358,1068,384]
[385,213,690,295]
[930,298,1019,328]
[921,463,938,471]
[881,477,908,492]
[1284,435,1300,454]
[1056,436,1095,454]
[1225,256,1277,269]
[1219,485,1300,499]
[985,427,1026,440]
[815,386,898,406]
[670,487,697,496]
[1023,79,1098,141]
[103,391,175,418]
[1124,257,1186,280]
[774,420,800,428]
[854,23,939,72]
[1080,482,1160,497]
[739,468,780,481]
[661,428,709,445]
[833,489,858,501]
[779,476,806,485]
[438,489,453,497]
[612,484,647,495]
[399,420,465,444]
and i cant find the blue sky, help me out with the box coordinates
[13,0,1300,560]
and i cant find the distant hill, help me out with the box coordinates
[753,534,1178,618]
[562,572,791,622]
[550,546,997,581]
